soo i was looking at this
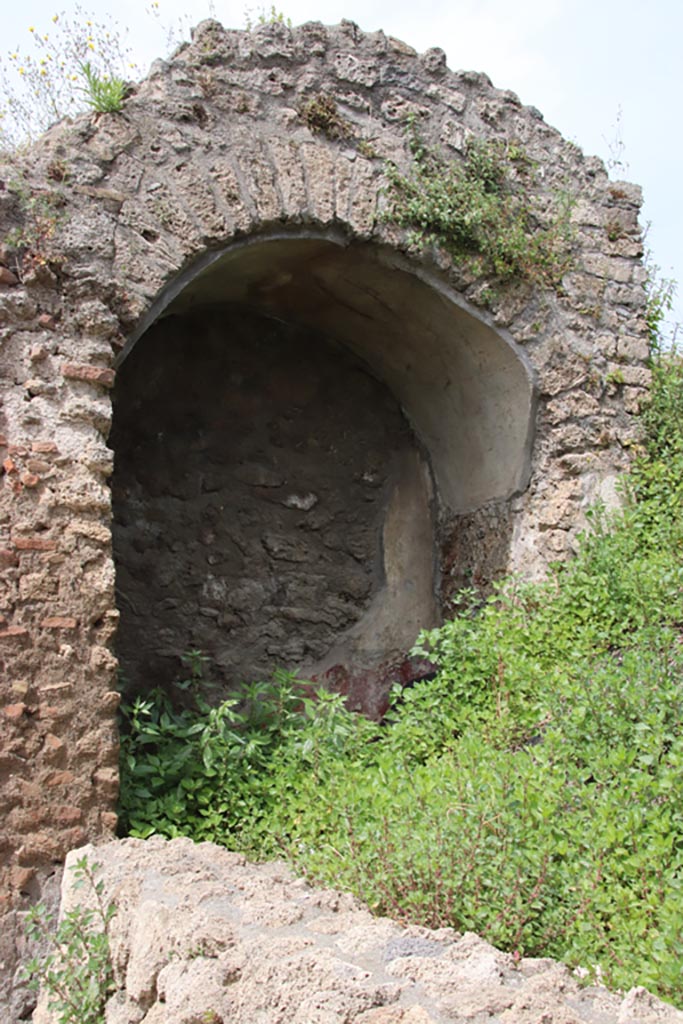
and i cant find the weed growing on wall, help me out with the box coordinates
[77,60,126,113]
[244,5,292,30]
[4,177,65,278]
[383,119,575,289]
[23,857,116,1024]
[0,8,137,148]
[301,94,353,141]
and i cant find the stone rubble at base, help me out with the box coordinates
[32,838,683,1024]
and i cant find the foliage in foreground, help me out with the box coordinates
[118,660,377,847]
[23,857,115,1024]
[119,350,683,1008]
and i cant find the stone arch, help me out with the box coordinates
[0,17,649,1009]
[122,230,536,513]
[110,229,535,713]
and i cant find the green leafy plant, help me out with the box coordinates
[644,254,677,348]
[118,658,375,853]
[23,857,116,1024]
[4,176,65,277]
[357,139,379,160]
[245,5,292,30]
[383,119,575,289]
[0,10,138,148]
[78,60,126,113]
[200,1012,223,1024]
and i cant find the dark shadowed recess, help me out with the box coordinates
[110,236,533,714]
[110,305,425,701]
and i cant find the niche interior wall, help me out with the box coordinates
[0,18,648,1016]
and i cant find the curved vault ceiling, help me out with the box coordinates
[120,233,536,514]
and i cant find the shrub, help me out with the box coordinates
[23,857,116,1024]
[382,120,575,288]
[118,659,376,854]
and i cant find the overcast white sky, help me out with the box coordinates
[5,0,681,331]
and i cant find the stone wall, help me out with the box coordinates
[31,838,683,1024]
[111,305,432,701]
[0,17,648,1017]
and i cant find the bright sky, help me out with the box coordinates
[4,0,681,333]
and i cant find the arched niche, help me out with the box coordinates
[110,232,535,715]
[121,231,536,514]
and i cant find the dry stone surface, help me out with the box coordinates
[31,838,683,1024]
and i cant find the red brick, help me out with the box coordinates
[63,826,87,849]
[17,833,63,864]
[40,705,59,715]
[10,866,35,891]
[9,808,47,832]
[62,362,115,388]
[0,549,19,567]
[20,472,40,488]
[31,441,58,454]
[45,770,74,786]
[0,266,19,285]
[8,445,28,457]
[37,705,68,720]
[2,457,17,474]
[41,616,78,629]
[13,536,57,551]
[54,806,82,824]
[38,313,56,330]
[0,627,29,641]
[3,703,27,719]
